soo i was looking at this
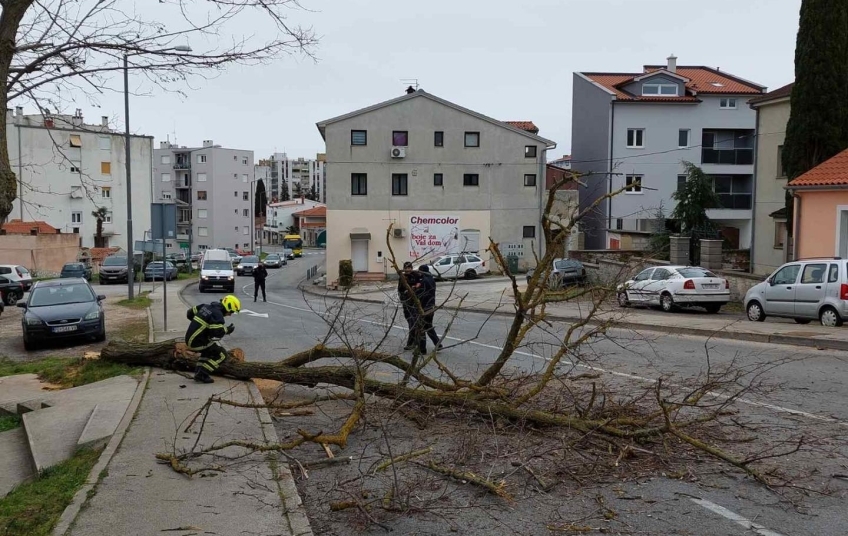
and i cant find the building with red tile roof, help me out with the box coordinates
[503,121,539,134]
[0,219,59,235]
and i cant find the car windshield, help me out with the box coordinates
[203,260,232,271]
[242,256,259,263]
[677,268,717,278]
[554,260,580,270]
[102,257,126,266]
[30,283,95,306]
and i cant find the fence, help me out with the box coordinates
[306,265,319,281]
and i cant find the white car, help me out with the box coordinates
[616,265,730,313]
[422,254,488,280]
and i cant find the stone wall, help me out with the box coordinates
[0,234,81,274]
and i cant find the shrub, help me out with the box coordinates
[338,260,353,288]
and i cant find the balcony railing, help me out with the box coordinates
[173,162,191,170]
[175,181,191,189]
[701,148,753,166]
[713,194,752,210]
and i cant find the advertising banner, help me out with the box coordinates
[409,215,460,260]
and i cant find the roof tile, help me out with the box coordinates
[788,148,848,187]
[0,219,58,235]
[582,66,764,102]
[293,206,327,218]
[749,82,794,105]
[504,121,539,134]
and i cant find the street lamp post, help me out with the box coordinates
[124,45,191,299]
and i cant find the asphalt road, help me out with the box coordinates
[181,252,848,536]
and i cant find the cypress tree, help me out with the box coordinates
[782,0,848,235]
[254,179,268,217]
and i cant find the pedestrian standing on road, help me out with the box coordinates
[184,295,241,383]
[417,265,442,351]
[253,263,268,302]
[399,261,421,350]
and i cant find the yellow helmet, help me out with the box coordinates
[221,295,241,314]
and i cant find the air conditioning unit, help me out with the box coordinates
[391,146,406,159]
[392,228,406,238]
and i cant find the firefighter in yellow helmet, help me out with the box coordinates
[184,295,241,383]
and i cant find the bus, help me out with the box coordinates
[283,234,304,258]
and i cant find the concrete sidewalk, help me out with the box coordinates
[302,279,848,352]
[61,280,312,536]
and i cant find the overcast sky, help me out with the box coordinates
[81,0,801,159]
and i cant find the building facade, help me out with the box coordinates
[317,89,555,286]
[152,140,254,253]
[571,56,765,250]
[749,83,792,275]
[257,153,326,203]
[265,198,325,244]
[5,108,153,250]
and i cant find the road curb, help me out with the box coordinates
[297,285,848,352]
[52,367,152,536]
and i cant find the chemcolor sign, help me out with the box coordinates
[409,215,460,260]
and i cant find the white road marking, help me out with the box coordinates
[239,309,269,318]
[690,498,786,536]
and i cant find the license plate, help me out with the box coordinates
[52,325,77,333]
[702,284,719,289]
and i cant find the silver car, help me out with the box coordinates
[744,258,848,327]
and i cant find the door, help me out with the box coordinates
[794,263,828,318]
[763,263,801,315]
[642,268,671,305]
[626,268,655,303]
[459,230,480,253]
[351,240,368,272]
[433,256,457,278]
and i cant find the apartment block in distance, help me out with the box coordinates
[257,152,325,203]
[6,107,153,249]
[152,140,254,253]
[317,88,555,286]
[572,55,765,250]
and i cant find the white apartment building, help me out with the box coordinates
[6,107,152,249]
[265,198,325,244]
[257,153,326,203]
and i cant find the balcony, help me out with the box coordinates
[701,130,754,166]
[701,148,753,165]
[175,180,191,189]
[173,161,191,170]
[709,175,752,210]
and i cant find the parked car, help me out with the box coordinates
[143,261,178,281]
[0,297,4,317]
[745,258,848,327]
[0,275,24,306]
[60,262,92,281]
[282,248,295,260]
[617,265,730,314]
[190,252,204,263]
[18,278,106,350]
[263,254,285,268]
[99,256,131,284]
[526,258,587,288]
[422,254,489,280]
[0,264,33,291]
[236,255,261,276]
[165,252,188,266]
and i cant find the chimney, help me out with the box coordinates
[405,86,415,94]
[15,106,23,117]
[667,54,677,73]
[202,140,213,148]
[101,116,108,127]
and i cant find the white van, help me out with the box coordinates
[199,249,235,293]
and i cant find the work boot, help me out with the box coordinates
[194,367,214,384]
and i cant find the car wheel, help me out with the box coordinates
[704,304,722,314]
[5,292,17,305]
[746,301,766,322]
[23,334,36,351]
[819,306,843,327]
[95,324,106,342]
[794,318,812,325]
[660,293,676,313]
[464,269,477,280]
[617,292,630,308]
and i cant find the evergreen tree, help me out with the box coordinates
[648,202,671,260]
[671,161,720,237]
[280,180,290,202]
[254,179,268,217]
[782,0,848,235]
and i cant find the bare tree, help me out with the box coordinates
[0,0,318,221]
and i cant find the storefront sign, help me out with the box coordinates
[409,215,461,260]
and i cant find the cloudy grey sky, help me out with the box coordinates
[91,0,801,159]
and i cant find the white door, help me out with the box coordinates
[460,229,480,253]
[351,240,369,272]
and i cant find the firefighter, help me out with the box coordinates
[185,295,241,383]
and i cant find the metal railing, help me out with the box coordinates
[306,265,319,281]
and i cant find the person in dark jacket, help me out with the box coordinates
[398,262,421,350]
[253,263,268,302]
[417,265,442,351]
[185,295,241,383]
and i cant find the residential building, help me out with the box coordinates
[787,148,848,259]
[749,82,793,275]
[152,140,254,253]
[257,153,325,203]
[316,88,555,286]
[292,205,326,247]
[549,155,572,170]
[265,198,325,245]
[546,164,581,254]
[571,56,765,250]
[6,107,153,249]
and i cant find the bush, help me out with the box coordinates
[338,260,353,288]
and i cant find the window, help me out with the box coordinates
[234,209,238,214]
[642,83,678,96]
[634,268,654,282]
[160,155,171,164]
[829,264,840,283]
[774,221,786,249]
[523,225,536,239]
[351,173,367,195]
[242,156,248,165]
[162,191,172,200]
[392,173,408,196]
[719,98,737,109]
[101,187,111,199]
[243,226,249,235]
[524,174,537,187]
[677,174,687,192]
[243,209,249,217]
[98,137,110,150]
[712,175,752,209]
[434,173,443,186]
[198,227,208,237]
[242,191,249,201]
[615,218,623,230]
[198,209,208,219]
[69,135,82,148]
[235,226,239,232]
[70,166,81,174]
[234,173,238,180]
[197,190,207,201]
[525,145,537,158]
[626,129,644,148]
[773,264,800,285]
[701,130,754,165]
[464,132,480,147]
[351,130,367,146]
[434,131,444,147]
[392,131,409,146]
[161,173,170,182]
[71,211,82,224]
[197,154,207,164]
[197,173,207,182]
[244,243,249,249]
[104,211,112,224]
[801,264,827,284]
[463,174,479,186]
[241,174,248,183]
[625,175,643,193]
[777,145,785,178]
[678,129,690,148]
[234,191,238,197]
[652,268,671,280]
[101,162,111,174]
